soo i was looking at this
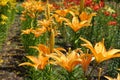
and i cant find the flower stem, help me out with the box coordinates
[79,0,85,14]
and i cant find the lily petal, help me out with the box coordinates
[19,62,38,69]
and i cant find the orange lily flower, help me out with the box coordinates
[62,11,96,32]
[22,0,45,13]
[55,9,70,17]
[104,73,120,80]
[21,27,47,37]
[30,44,51,54]
[80,37,120,63]
[48,49,80,72]
[21,0,45,18]
[20,14,26,21]
[30,44,66,54]
[64,16,91,32]
[53,14,66,24]
[79,12,96,22]
[117,69,120,71]
[19,51,49,70]
[38,19,51,29]
[21,28,33,35]
[79,53,93,72]
[31,27,47,37]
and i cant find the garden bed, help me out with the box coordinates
[0,15,25,80]
[0,0,120,80]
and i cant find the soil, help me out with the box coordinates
[0,15,26,80]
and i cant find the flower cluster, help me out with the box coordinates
[19,0,120,80]
[85,0,105,11]
[19,37,120,79]
[0,0,16,25]
[21,0,96,41]
[20,0,45,19]
[0,14,8,25]
[0,0,9,6]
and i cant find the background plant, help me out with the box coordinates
[0,0,16,50]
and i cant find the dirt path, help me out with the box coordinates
[0,15,25,80]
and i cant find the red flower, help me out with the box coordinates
[108,21,117,26]
[85,0,92,6]
[99,1,105,7]
[63,2,71,8]
[112,13,117,18]
[104,11,110,16]
[53,3,60,9]
[92,4,100,11]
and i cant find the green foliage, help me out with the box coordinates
[104,4,120,77]
[16,3,24,15]
[21,15,47,55]
[107,58,120,77]
[24,65,86,80]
